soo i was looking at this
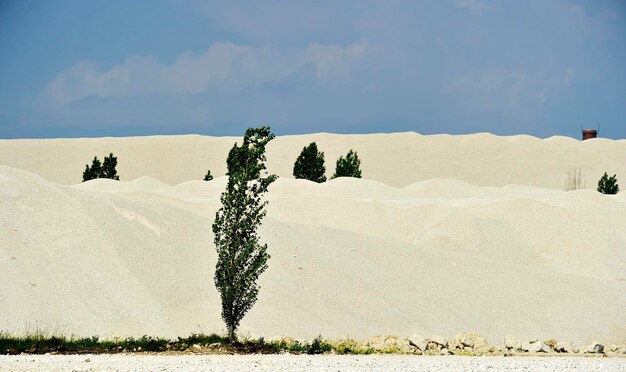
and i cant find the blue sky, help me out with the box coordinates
[0,0,624,139]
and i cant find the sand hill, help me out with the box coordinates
[1,132,625,188]
[1,133,625,345]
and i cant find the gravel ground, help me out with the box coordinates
[1,355,625,372]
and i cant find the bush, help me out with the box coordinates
[293,142,326,183]
[332,149,362,179]
[203,170,214,181]
[82,153,120,182]
[308,335,332,354]
[597,172,619,194]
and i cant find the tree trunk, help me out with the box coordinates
[228,324,235,342]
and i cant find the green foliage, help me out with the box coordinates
[265,336,331,354]
[597,172,619,194]
[270,339,307,353]
[0,332,337,355]
[308,335,332,354]
[82,157,102,182]
[213,126,278,341]
[178,333,229,346]
[0,333,170,354]
[0,333,452,355]
[101,153,120,180]
[330,338,373,354]
[332,149,362,179]
[203,170,214,181]
[293,142,326,183]
[82,153,120,182]
[225,127,274,180]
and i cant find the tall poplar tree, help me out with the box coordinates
[212,126,277,341]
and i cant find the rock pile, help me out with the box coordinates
[365,336,415,353]
[357,334,626,356]
[191,334,626,356]
[448,333,491,354]
[406,335,452,355]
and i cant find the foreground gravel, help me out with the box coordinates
[1,354,625,371]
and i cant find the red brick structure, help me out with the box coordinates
[582,129,597,140]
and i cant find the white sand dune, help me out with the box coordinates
[1,132,625,188]
[1,135,625,347]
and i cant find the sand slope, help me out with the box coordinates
[1,132,625,188]
[1,164,625,344]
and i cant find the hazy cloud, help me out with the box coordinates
[304,41,367,78]
[563,68,575,87]
[446,72,525,99]
[535,91,546,104]
[455,0,492,15]
[41,40,367,106]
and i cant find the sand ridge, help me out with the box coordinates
[1,160,625,344]
[1,132,625,188]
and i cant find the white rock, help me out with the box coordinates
[464,333,488,349]
[448,334,463,351]
[555,341,577,353]
[521,339,549,353]
[449,333,488,351]
[607,344,626,354]
[408,334,428,351]
[504,335,521,350]
[585,341,604,354]
[429,335,448,348]
[538,342,551,353]
[367,335,414,353]
[395,339,416,354]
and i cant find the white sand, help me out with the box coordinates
[1,132,625,188]
[2,355,625,372]
[1,133,625,346]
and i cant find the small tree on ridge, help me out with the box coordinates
[82,157,102,182]
[293,142,326,183]
[82,153,120,182]
[101,153,120,180]
[204,170,214,181]
[332,149,362,179]
[597,172,619,194]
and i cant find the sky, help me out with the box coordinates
[0,0,624,139]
